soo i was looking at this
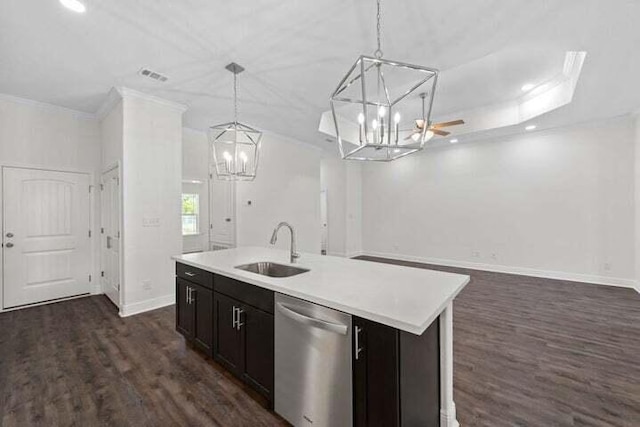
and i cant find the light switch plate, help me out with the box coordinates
[143,217,161,227]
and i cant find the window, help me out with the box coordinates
[182,193,199,235]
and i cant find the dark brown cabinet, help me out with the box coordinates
[213,287,274,406]
[353,316,441,427]
[176,278,194,340]
[212,292,243,375]
[176,263,275,407]
[176,261,440,421]
[241,304,274,400]
[176,267,213,357]
[191,283,213,355]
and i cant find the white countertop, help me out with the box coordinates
[173,247,470,335]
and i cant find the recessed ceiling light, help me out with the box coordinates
[60,0,86,13]
[450,138,458,144]
[521,83,534,92]
[525,125,536,131]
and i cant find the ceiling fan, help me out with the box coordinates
[405,93,465,141]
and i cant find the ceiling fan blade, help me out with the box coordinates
[431,119,465,128]
[431,129,450,136]
[404,131,420,141]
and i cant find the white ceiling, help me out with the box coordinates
[1,0,639,148]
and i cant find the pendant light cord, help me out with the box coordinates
[374,0,383,58]
[233,71,238,124]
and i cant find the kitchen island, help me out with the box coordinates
[173,247,469,427]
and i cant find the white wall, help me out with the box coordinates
[0,95,101,172]
[321,158,346,256]
[0,94,102,310]
[120,92,184,315]
[180,130,325,255]
[345,162,363,257]
[182,128,209,253]
[101,99,123,170]
[236,133,323,254]
[361,116,636,287]
[635,113,640,290]
[321,158,362,257]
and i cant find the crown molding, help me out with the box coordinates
[0,92,96,120]
[95,87,123,121]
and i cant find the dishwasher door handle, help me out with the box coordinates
[277,303,348,335]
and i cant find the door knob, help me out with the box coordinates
[6,233,13,238]
[5,242,14,248]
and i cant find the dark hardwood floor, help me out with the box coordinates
[1,259,639,426]
[0,296,287,427]
[359,256,640,427]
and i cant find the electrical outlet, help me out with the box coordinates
[491,253,497,260]
[472,251,480,258]
[603,262,612,272]
[142,279,152,290]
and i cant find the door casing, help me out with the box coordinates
[101,163,123,310]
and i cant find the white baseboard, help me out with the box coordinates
[323,250,365,258]
[346,250,365,259]
[440,409,459,427]
[326,251,347,257]
[324,250,365,258]
[120,294,175,317]
[360,251,638,290]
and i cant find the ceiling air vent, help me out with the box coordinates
[138,68,168,82]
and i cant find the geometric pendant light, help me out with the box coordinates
[330,0,439,161]
[209,63,262,180]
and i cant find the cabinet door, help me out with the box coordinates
[213,292,243,375]
[176,279,194,340]
[353,317,400,427]
[192,283,213,356]
[241,305,274,403]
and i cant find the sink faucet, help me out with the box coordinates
[270,222,300,263]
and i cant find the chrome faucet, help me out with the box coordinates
[270,222,300,263]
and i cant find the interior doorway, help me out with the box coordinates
[101,165,121,308]
[2,166,91,309]
[320,190,328,255]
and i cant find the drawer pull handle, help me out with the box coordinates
[232,306,237,328]
[355,326,363,360]
[236,308,245,330]
[184,271,196,277]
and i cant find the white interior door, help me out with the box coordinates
[2,167,91,309]
[101,166,120,308]
[210,174,236,248]
[320,190,328,255]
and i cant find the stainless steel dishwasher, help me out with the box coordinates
[274,293,352,427]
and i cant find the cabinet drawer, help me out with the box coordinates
[214,274,274,314]
[176,263,213,290]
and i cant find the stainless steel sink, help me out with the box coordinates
[235,262,309,278]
